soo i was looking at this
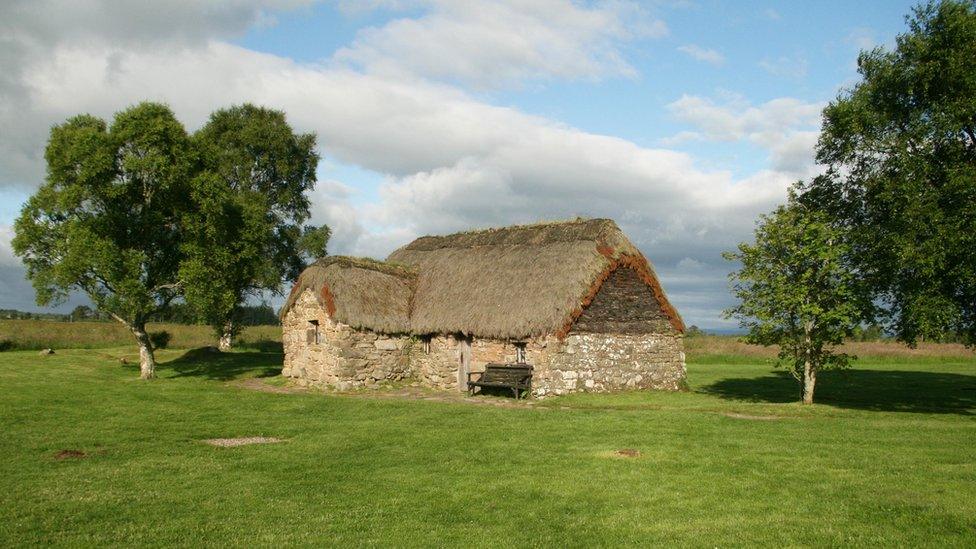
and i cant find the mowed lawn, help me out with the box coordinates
[1,347,974,546]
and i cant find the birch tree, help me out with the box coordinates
[185,104,321,350]
[724,188,869,404]
[13,103,194,378]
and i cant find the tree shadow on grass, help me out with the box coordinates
[160,346,283,381]
[701,369,976,415]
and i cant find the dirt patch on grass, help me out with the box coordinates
[350,386,537,409]
[596,448,643,459]
[203,437,283,447]
[233,378,537,408]
[231,377,306,394]
[54,449,87,460]
[722,412,782,420]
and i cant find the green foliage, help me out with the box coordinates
[69,305,93,321]
[851,323,887,342]
[12,101,311,370]
[12,103,195,372]
[724,188,870,397]
[182,104,320,342]
[299,224,331,261]
[803,0,976,344]
[149,330,172,350]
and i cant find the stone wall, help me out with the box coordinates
[531,332,685,396]
[282,290,412,389]
[282,289,686,396]
[409,334,461,390]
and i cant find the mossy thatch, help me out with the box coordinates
[281,219,684,339]
[281,256,415,334]
[388,218,683,339]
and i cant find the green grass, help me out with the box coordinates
[1,347,974,546]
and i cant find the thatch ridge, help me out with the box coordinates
[311,256,416,279]
[392,217,634,253]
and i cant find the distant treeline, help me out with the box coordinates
[1,303,280,326]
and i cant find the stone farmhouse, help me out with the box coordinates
[280,218,686,396]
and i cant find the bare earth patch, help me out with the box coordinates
[232,377,306,394]
[54,449,87,460]
[722,412,782,421]
[614,448,641,458]
[203,437,283,447]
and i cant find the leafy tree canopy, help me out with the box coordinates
[180,104,321,349]
[725,188,871,404]
[13,103,195,378]
[803,0,976,344]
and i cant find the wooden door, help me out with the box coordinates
[457,335,472,391]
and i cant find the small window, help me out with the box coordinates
[422,336,431,355]
[514,342,527,364]
[307,320,320,345]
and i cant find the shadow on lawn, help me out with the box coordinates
[701,369,976,414]
[161,344,283,381]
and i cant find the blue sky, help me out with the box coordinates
[0,0,920,328]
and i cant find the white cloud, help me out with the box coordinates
[333,0,667,88]
[677,44,724,65]
[0,225,18,267]
[0,0,317,188]
[667,93,823,176]
[0,1,810,326]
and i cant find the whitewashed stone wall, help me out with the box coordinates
[282,289,686,395]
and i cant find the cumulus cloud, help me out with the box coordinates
[333,0,668,88]
[0,0,316,188]
[677,44,724,66]
[0,225,18,267]
[0,1,810,326]
[667,93,823,176]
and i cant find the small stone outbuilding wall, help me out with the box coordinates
[282,289,686,396]
[282,291,412,389]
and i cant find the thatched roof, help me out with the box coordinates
[389,218,683,339]
[282,219,683,339]
[281,256,415,334]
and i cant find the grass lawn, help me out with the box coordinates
[1,347,974,546]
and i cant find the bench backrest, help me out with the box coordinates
[480,363,532,384]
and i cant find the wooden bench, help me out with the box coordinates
[467,363,533,399]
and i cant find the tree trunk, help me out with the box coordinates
[802,360,816,405]
[801,321,816,404]
[132,326,156,380]
[218,320,234,352]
